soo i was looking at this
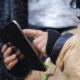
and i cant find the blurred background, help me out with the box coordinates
[28,0,80,31]
[29,0,80,28]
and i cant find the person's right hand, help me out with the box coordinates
[1,43,24,70]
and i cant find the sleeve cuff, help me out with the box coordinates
[50,33,73,64]
[46,29,61,57]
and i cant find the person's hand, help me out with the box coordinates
[2,29,48,70]
[23,29,48,57]
[1,42,24,70]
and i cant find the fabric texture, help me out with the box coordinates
[50,33,73,64]
[46,29,61,57]
[24,58,69,80]
[56,25,80,80]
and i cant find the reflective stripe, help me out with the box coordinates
[44,61,50,67]
[42,72,47,80]
[43,60,50,80]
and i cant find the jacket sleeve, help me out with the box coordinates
[50,33,73,64]
[55,35,80,80]
[46,29,80,80]
[46,29,73,63]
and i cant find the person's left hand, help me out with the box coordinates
[23,29,48,58]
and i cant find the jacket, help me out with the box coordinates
[56,26,80,80]
[25,26,80,80]
[24,58,69,80]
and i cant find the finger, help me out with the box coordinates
[6,42,12,47]
[4,47,12,58]
[37,38,47,54]
[23,29,45,38]
[7,59,18,70]
[33,33,47,48]
[15,49,21,58]
[41,45,48,57]
[4,54,17,64]
[10,46,17,53]
[33,45,42,58]
[1,44,8,53]
[18,54,25,60]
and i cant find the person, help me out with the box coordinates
[2,26,80,80]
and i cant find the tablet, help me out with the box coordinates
[0,20,47,78]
